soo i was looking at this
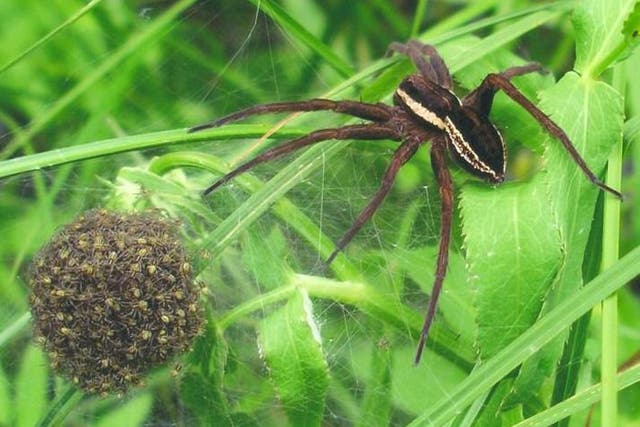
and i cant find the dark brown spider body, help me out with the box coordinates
[191,40,621,365]
[394,74,506,183]
[446,105,506,183]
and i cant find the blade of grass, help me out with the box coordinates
[0,126,306,179]
[293,274,475,368]
[445,7,565,70]
[0,0,105,75]
[600,65,625,427]
[408,245,640,426]
[410,0,429,37]
[0,313,30,350]
[247,0,353,78]
[514,363,640,427]
[35,387,83,427]
[326,2,571,100]
[1,0,199,160]
[421,0,499,37]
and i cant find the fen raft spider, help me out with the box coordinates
[190,41,621,364]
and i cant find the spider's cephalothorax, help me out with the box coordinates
[191,41,621,364]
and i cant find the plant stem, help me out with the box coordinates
[600,65,624,427]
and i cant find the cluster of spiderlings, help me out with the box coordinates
[29,209,203,395]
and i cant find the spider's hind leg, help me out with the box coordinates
[388,40,453,89]
[414,138,453,364]
[203,124,400,195]
[326,137,423,264]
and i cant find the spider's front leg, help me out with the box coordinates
[190,99,393,132]
[388,40,453,89]
[463,68,622,198]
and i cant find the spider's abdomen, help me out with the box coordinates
[394,75,505,184]
[393,75,459,130]
[445,107,505,184]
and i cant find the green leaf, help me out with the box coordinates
[257,290,329,427]
[181,317,234,426]
[624,1,640,33]
[461,179,562,360]
[622,1,640,49]
[474,378,524,426]
[408,245,640,426]
[573,0,639,76]
[513,72,624,401]
[390,346,468,415]
[94,393,153,427]
[15,346,48,427]
[242,227,291,292]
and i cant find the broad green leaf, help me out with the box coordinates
[514,72,624,400]
[94,393,153,427]
[623,1,640,37]
[15,345,48,427]
[461,179,562,359]
[573,0,638,76]
[181,317,234,426]
[390,345,468,415]
[257,290,329,427]
[408,245,640,426]
[619,1,640,61]
[242,227,291,292]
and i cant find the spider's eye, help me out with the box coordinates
[444,108,506,184]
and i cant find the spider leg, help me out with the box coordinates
[388,41,453,89]
[500,63,545,79]
[462,63,543,117]
[414,138,454,365]
[326,136,424,264]
[190,99,393,132]
[203,124,400,195]
[464,72,622,198]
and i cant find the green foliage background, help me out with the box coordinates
[0,0,639,426]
